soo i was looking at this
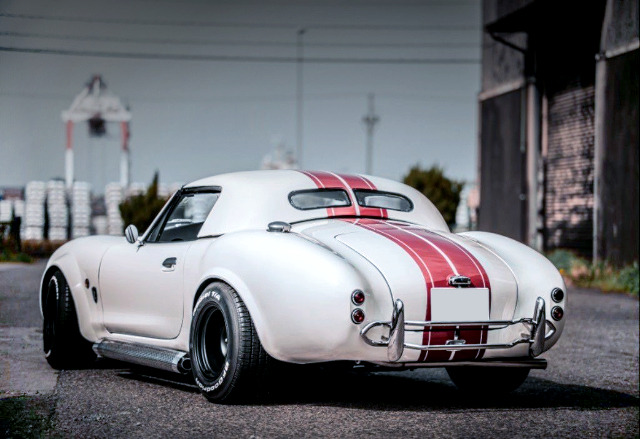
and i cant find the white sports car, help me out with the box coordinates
[41,170,566,402]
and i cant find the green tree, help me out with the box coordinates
[119,172,169,233]
[403,165,464,226]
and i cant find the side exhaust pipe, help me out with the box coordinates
[93,340,191,374]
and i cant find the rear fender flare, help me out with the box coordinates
[40,253,98,342]
[460,231,566,352]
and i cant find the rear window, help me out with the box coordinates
[289,189,351,210]
[354,190,413,212]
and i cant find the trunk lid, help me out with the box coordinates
[297,218,518,361]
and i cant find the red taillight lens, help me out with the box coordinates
[551,306,564,321]
[351,290,365,305]
[351,308,365,324]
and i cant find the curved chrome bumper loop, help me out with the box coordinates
[387,299,405,362]
[360,296,551,362]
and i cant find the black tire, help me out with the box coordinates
[446,366,530,395]
[43,270,96,369]
[190,282,271,403]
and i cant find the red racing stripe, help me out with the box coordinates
[431,232,492,359]
[337,174,388,218]
[350,218,492,362]
[298,170,333,216]
[421,231,490,360]
[298,171,357,216]
[350,218,452,361]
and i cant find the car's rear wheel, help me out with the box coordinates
[190,281,271,403]
[43,270,95,369]
[446,366,530,394]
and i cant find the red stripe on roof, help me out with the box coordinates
[298,170,333,216]
[337,174,388,218]
[300,171,357,216]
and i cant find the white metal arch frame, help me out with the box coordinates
[61,75,132,188]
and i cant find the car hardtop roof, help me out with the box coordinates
[182,170,449,236]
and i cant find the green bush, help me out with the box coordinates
[546,249,639,297]
[618,263,639,296]
[546,249,578,273]
[0,247,33,263]
[119,172,169,233]
[403,165,463,226]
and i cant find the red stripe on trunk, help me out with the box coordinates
[431,232,492,359]
[350,218,452,361]
[422,231,490,360]
[349,218,491,362]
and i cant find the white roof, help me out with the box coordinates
[185,170,449,236]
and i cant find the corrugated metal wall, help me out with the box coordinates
[545,73,595,258]
[479,89,526,241]
[599,49,639,265]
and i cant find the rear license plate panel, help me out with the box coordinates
[430,288,489,322]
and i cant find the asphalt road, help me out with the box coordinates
[1,261,638,438]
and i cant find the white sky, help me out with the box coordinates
[0,0,481,191]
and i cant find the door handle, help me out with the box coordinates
[162,257,177,271]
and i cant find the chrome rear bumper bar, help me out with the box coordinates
[370,358,548,369]
[360,297,552,362]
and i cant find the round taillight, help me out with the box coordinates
[351,308,365,324]
[551,306,564,321]
[351,290,365,305]
[551,288,564,303]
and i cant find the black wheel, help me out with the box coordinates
[43,270,95,369]
[446,366,530,394]
[190,282,271,403]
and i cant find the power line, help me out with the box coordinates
[0,46,480,64]
[0,12,479,31]
[0,31,480,49]
[0,90,475,104]
[76,0,477,6]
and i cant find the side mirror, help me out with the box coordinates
[125,224,139,244]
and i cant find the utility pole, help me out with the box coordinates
[362,93,380,175]
[296,28,306,168]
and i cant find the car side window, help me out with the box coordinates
[156,192,219,242]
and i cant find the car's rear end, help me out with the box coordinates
[189,170,566,394]
[295,218,565,367]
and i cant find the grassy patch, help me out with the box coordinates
[547,249,639,297]
[0,248,33,263]
[0,395,56,438]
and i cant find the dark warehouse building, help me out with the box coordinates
[478,0,639,265]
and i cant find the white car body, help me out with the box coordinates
[41,170,566,368]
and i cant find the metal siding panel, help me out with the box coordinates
[479,89,526,241]
[545,75,595,258]
[600,49,639,265]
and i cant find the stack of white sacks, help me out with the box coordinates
[0,200,12,223]
[13,200,24,220]
[46,180,68,241]
[92,216,108,235]
[22,181,46,240]
[128,182,146,197]
[0,200,12,240]
[105,182,124,235]
[71,182,91,239]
